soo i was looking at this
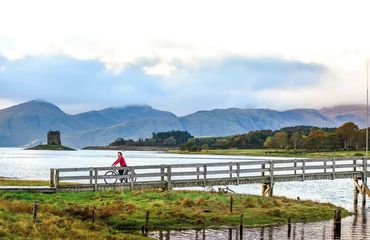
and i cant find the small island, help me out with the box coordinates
[26,131,75,151]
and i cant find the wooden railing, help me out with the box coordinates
[50,157,369,191]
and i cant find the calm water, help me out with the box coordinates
[0,148,368,239]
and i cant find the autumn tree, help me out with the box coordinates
[335,122,359,149]
[270,132,289,149]
[290,132,303,150]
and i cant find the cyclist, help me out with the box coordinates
[111,152,127,183]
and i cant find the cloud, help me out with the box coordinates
[143,62,177,76]
[0,54,327,114]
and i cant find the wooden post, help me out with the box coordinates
[287,218,292,238]
[363,157,368,207]
[203,164,207,187]
[262,183,267,196]
[362,183,367,208]
[145,210,149,233]
[236,163,240,185]
[332,157,336,180]
[301,159,305,181]
[269,161,274,195]
[167,166,172,190]
[228,228,232,240]
[269,161,274,183]
[261,163,265,177]
[92,208,96,224]
[324,159,327,173]
[55,169,60,190]
[229,164,233,178]
[33,200,39,224]
[230,195,233,213]
[196,166,200,180]
[354,178,359,207]
[89,170,93,185]
[130,167,134,190]
[161,165,165,182]
[293,159,297,175]
[333,209,341,239]
[353,159,357,173]
[239,213,244,240]
[49,169,55,187]
[94,168,98,191]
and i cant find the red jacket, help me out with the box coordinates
[112,156,127,167]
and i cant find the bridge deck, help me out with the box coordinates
[49,157,369,192]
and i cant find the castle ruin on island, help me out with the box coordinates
[47,131,61,145]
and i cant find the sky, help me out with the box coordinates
[0,0,370,115]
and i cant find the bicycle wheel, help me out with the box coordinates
[127,169,137,183]
[104,170,118,184]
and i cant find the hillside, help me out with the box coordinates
[0,100,366,148]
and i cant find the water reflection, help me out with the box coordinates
[148,209,370,240]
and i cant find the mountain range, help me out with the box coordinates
[0,100,366,148]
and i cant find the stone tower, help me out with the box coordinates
[47,131,61,145]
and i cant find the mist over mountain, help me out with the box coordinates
[0,100,365,148]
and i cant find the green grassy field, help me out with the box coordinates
[26,144,76,151]
[0,179,350,239]
[169,149,367,158]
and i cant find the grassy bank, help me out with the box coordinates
[169,149,367,158]
[26,144,75,151]
[0,180,350,239]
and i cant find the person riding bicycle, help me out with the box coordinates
[111,152,127,183]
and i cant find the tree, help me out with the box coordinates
[335,122,359,149]
[304,129,327,151]
[163,137,177,146]
[271,132,289,149]
[290,132,303,150]
[263,136,273,148]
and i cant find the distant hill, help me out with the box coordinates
[0,100,366,148]
[319,105,366,128]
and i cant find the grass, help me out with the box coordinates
[169,149,367,158]
[26,144,76,151]
[0,179,351,239]
[0,179,78,187]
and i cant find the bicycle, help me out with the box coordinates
[104,168,137,184]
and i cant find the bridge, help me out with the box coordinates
[49,157,370,206]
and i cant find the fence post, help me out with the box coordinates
[332,157,336,180]
[196,166,200,180]
[130,166,135,190]
[55,169,60,190]
[302,159,305,181]
[49,169,55,187]
[236,163,240,185]
[269,161,274,186]
[203,164,207,187]
[145,210,149,233]
[94,168,98,191]
[229,164,233,178]
[89,170,93,185]
[230,195,233,213]
[167,166,172,190]
[161,165,165,182]
[353,159,357,173]
[294,159,297,175]
[363,157,368,184]
[239,213,244,240]
[33,200,39,224]
[92,208,96,224]
[324,159,327,173]
[333,209,341,239]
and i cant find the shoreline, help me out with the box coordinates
[168,149,367,158]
